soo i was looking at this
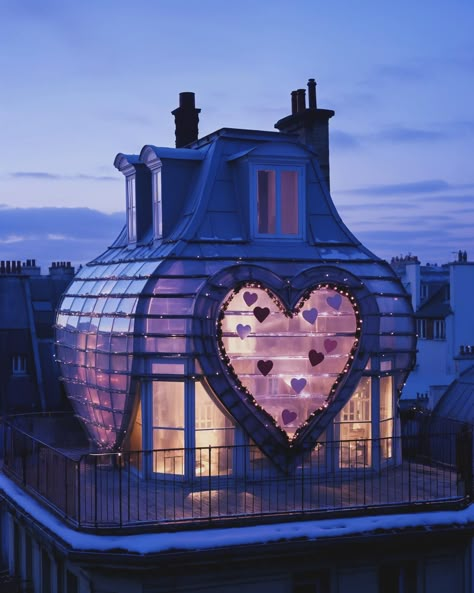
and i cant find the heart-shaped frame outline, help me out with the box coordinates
[193,265,377,471]
[217,283,362,443]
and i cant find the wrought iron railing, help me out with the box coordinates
[1,420,471,532]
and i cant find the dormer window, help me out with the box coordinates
[151,168,162,240]
[126,176,137,243]
[252,165,304,238]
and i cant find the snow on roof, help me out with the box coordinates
[1,473,473,556]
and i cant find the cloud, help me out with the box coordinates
[375,126,446,143]
[339,179,453,196]
[0,206,123,245]
[335,198,420,211]
[9,171,119,182]
[330,130,360,150]
[0,206,124,270]
[374,63,428,82]
[11,171,61,180]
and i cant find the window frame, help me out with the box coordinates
[151,166,163,240]
[126,175,137,244]
[250,160,305,240]
[12,354,27,375]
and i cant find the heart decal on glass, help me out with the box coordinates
[253,306,270,323]
[219,284,359,439]
[236,324,252,340]
[243,291,258,307]
[302,308,318,324]
[282,409,298,425]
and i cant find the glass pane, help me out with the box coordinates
[380,419,393,460]
[337,376,372,468]
[257,169,276,234]
[195,383,234,476]
[280,170,299,234]
[152,432,184,474]
[220,285,358,438]
[380,375,393,420]
[152,381,184,428]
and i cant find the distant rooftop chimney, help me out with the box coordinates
[172,92,201,148]
[275,79,335,191]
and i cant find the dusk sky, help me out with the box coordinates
[1,0,473,270]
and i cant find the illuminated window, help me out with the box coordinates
[195,382,234,476]
[152,168,162,240]
[380,375,394,460]
[219,284,358,439]
[152,381,185,474]
[337,377,372,468]
[252,166,303,237]
[126,176,136,243]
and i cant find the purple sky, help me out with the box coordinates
[1,0,473,270]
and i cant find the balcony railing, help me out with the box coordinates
[1,420,471,533]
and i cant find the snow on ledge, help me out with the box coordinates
[1,473,473,555]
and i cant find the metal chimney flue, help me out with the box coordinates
[172,92,201,148]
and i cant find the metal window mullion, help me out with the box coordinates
[275,168,282,234]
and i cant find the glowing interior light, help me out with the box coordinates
[219,284,358,438]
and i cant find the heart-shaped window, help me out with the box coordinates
[218,284,360,440]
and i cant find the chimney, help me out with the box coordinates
[275,79,335,191]
[171,92,201,148]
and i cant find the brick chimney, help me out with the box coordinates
[172,92,201,148]
[274,79,335,191]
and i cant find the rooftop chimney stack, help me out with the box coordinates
[274,78,335,191]
[172,92,201,148]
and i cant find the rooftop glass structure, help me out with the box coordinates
[55,85,416,474]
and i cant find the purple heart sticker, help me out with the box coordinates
[253,306,270,323]
[236,324,251,340]
[302,308,318,324]
[327,293,342,310]
[243,292,258,307]
[290,378,307,394]
[257,360,273,376]
[282,409,298,425]
[324,338,337,353]
[309,350,325,367]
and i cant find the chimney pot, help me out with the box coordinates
[296,89,306,113]
[172,92,201,148]
[179,92,196,109]
[308,78,317,109]
[291,90,298,115]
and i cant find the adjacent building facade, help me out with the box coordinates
[392,253,474,410]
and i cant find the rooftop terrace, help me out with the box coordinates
[1,417,471,534]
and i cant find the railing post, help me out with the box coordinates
[119,454,123,528]
[456,425,473,499]
[64,456,68,520]
[94,455,98,528]
[208,445,212,521]
[77,458,81,528]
